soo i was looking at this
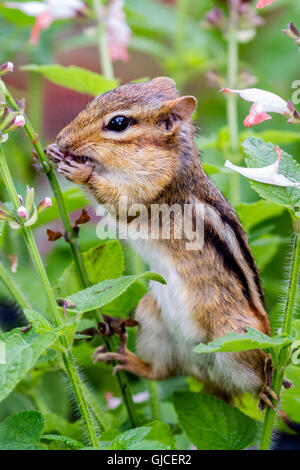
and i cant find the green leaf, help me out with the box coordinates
[236,200,285,232]
[174,392,257,450]
[43,412,82,441]
[109,421,176,450]
[194,327,292,354]
[250,235,283,271]
[0,329,57,403]
[42,434,83,450]
[102,281,147,317]
[24,309,53,335]
[55,240,124,298]
[66,272,166,314]
[35,187,89,228]
[21,64,119,97]
[0,411,45,450]
[243,138,300,210]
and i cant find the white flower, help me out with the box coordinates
[220,87,297,127]
[4,1,86,44]
[225,146,300,188]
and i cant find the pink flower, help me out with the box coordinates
[0,61,14,76]
[37,196,52,213]
[106,0,131,62]
[256,0,274,8]
[18,206,28,219]
[11,115,25,129]
[221,88,294,127]
[225,146,300,188]
[4,1,86,44]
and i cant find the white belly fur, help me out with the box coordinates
[130,238,261,394]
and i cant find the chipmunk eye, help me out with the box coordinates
[106,115,131,132]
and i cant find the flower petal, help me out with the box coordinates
[256,0,274,9]
[30,11,53,44]
[243,105,272,127]
[225,158,300,188]
[4,2,48,17]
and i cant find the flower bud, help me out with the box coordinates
[17,206,28,219]
[5,115,25,132]
[205,8,225,29]
[283,22,300,45]
[0,61,14,76]
[0,106,17,131]
[37,196,52,214]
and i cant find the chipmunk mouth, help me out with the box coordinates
[45,143,94,165]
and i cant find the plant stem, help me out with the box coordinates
[93,0,114,80]
[259,225,300,450]
[62,351,99,445]
[226,4,240,205]
[148,381,161,421]
[0,261,31,310]
[0,144,99,447]
[282,227,300,336]
[3,86,91,289]
[175,0,190,88]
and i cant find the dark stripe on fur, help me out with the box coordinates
[221,213,264,305]
[206,197,264,306]
[204,222,257,311]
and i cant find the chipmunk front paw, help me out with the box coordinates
[57,157,94,184]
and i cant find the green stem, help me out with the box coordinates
[175,0,190,88]
[148,381,161,421]
[0,260,31,310]
[282,227,300,336]
[93,0,114,79]
[225,5,240,205]
[0,145,98,447]
[81,382,110,432]
[63,352,99,445]
[259,226,300,450]
[3,85,90,289]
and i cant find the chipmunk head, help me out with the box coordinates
[55,77,197,204]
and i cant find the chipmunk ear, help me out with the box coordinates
[159,96,197,130]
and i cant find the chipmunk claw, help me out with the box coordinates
[258,392,278,413]
[258,357,282,413]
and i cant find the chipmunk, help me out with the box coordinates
[47,77,281,409]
